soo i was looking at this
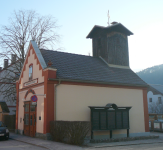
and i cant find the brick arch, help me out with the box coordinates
[24,88,36,99]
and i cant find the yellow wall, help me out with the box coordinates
[18,86,44,133]
[18,47,45,134]
[19,49,44,89]
[56,84,145,135]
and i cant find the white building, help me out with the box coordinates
[0,56,21,115]
[147,84,163,114]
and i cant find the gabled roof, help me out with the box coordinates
[18,41,47,82]
[30,41,47,69]
[0,101,10,113]
[86,23,133,38]
[148,84,163,95]
[40,49,147,87]
[0,59,21,73]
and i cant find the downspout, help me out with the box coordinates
[54,79,61,121]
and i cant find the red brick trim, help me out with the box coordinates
[24,89,36,99]
[43,70,56,134]
[29,63,33,67]
[143,89,149,132]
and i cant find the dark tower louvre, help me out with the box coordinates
[86,23,133,67]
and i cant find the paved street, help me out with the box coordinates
[0,132,163,150]
[0,138,47,150]
[1,139,163,150]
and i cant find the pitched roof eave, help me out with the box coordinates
[30,41,47,69]
[48,78,149,88]
[148,84,163,96]
[86,23,133,38]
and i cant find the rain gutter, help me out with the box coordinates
[48,78,149,88]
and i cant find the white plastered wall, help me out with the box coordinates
[147,91,163,113]
[18,86,44,133]
[56,84,145,136]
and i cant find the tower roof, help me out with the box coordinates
[86,23,133,38]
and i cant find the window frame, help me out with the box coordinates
[29,64,33,81]
[158,97,162,104]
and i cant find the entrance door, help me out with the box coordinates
[30,104,36,137]
[24,102,30,136]
[24,102,37,137]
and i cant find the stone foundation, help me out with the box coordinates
[35,132,52,140]
[15,129,23,135]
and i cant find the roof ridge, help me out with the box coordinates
[40,49,96,58]
[0,59,21,73]
[149,84,163,86]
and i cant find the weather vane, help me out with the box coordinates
[107,10,110,26]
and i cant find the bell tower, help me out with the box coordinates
[86,23,133,67]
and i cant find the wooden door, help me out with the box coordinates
[24,102,30,136]
[29,103,36,137]
[24,102,37,137]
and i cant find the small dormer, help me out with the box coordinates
[86,23,133,67]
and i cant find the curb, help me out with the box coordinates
[9,137,50,149]
[85,139,163,149]
[90,135,159,143]
[93,141,163,148]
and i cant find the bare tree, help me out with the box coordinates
[0,10,60,103]
[149,101,163,114]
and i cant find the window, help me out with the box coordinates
[25,104,29,112]
[30,105,35,112]
[149,98,152,102]
[29,64,33,80]
[158,97,162,104]
[24,114,29,125]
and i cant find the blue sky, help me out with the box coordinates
[0,0,163,72]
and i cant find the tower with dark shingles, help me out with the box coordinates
[86,23,133,67]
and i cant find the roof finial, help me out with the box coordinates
[47,60,53,67]
[107,10,110,26]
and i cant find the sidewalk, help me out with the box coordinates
[10,132,83,150]
[87,137,162,148]
[9,132,163,150]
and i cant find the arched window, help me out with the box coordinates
[29,64,33,80]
